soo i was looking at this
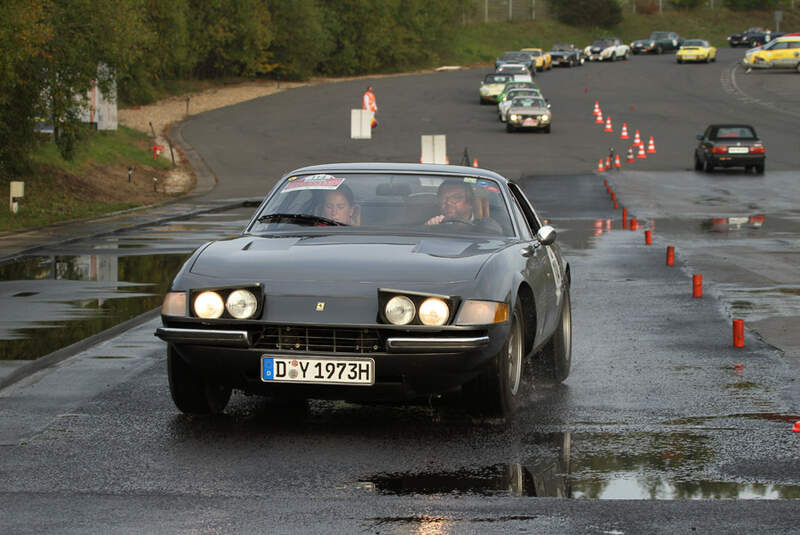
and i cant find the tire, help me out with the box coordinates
[610,53,616,62]
[656,46,663,55]
[756,162,765,174]
[167,346,232,414]
[704,159,715,174]
[543,125,551,133]
[539,287,572,384]
[694,155,703,171]
[677,58,682,64]
[480,98,487,105]
[506,123,515,133]
[463,301,526,417]
[795,62,800,73]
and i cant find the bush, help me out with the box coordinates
[551,0,623,28]
[723,0,780,9]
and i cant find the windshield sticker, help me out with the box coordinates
[464,177,477,183]
[281,174,345,193]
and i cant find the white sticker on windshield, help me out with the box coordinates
[281,174,345,193]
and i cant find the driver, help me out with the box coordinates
[424,180,501,232]
[318,184,357,225]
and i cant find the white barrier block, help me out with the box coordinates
[421,134,447,164]
[351,109,372,139]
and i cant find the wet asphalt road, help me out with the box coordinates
[2,49,800,532]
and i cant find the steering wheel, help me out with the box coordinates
[440,217,473,225]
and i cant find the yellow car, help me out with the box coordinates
[743,35,800,72]
[521,48,552,71]
[676,39,717,63]
[478,72,516,105]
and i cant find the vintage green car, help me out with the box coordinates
[479,73,516,104]
[496,81,539,106]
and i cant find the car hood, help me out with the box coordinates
[189,234,509,284]
[508,105,548,114]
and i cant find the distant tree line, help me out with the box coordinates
[0,0,468,178]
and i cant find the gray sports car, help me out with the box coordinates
[156,163,571,418]
[506,97,552,133]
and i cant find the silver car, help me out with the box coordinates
[498,88,544,122]
[506,97,552,133]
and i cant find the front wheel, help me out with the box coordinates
[539,287,572,384]
[506,123,515,133]
[167,347,232,414]
[694,155,703,171]
[795,62,800,73]
[543,125,551,133]
[463,302,526,417]
[656,46,663,55]
[704,159,715,174]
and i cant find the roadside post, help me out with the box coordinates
[774,10,782,33]
[9,181,24,214]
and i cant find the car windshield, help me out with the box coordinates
[552,43,572,51]
[511,97,545,108]
[712,126,757,139]
[650,32,670,39]
[484,73,512,83]
[506,90,541,100]
[248,173,515,237]
[526,50,541,56]
[683,40,707,47]
[592,39,612,47]
[501,52,523,61]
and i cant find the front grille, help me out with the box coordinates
[254,326,383,354]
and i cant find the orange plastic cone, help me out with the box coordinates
[633,130,642,146]
[419,154,423,163]
[647,136,656,154]
[593,101,600,115]
[626,147,635,163]
[637,144,647,159]
[604,116,613,133]
[472,158,479,168]
[614,154,622,168]
[597,159,605,172]
[595,111,604,124]
[620,123,629,140]
[604,156,611,170]
[793,421,800,432]
[445,156,450,164]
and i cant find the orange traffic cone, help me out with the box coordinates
[626,147,635,163]
[595,111,604,124]
[637,144,647,159]
[472,158,479,168]
[620,123,629,140]
[614,154,622,168]
[597,159,605,172]
[633,130,643,146]
[793,421,800,432]
[419,154,423,163]
[604,116,613,133]
[593,101,600,116]
[604,156,612,170]
[445,156,450,164]
[647,136,656,154]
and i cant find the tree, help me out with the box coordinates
[267,0,329,80]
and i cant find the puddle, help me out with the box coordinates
[359,432,800,500]
[0,207,253,361]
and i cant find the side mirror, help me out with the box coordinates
[696,134,703,141]
[536,225,557,246]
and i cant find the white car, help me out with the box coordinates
[498,88,544,122]
[584,37,630,62]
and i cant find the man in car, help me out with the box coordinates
[424,180,501,233]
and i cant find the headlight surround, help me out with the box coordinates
[510,114,519,121]
[385,295,416,325]
[161,292,187,317]
[540,114,551,122]
[225,289,258,319]
[455,300,509,325]
[194,291,225,319]
[418,298,449,326]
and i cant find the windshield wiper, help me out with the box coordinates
[256,213,348,227]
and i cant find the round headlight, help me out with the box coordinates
[226,289,258,319]
[510,114,518,121]
[385,295,415,325]
[194,291,224,319]
[418,297,449,326]
[541,114,550,121]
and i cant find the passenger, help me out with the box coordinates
[319,184,357,225]
[424,180,501,233]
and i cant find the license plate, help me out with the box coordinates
[685,56,695,60]
[728,147,748,154]
[261,356,374,385]
[523,118,538,127]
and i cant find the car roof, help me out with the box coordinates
[281,163,510,184]
[776,35,800,41]
[706,124,755,129]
